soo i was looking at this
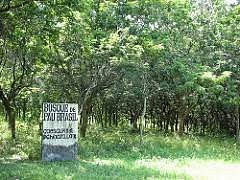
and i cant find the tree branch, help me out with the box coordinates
[0,86,9,108]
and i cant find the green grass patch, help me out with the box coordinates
[1,121,240,179]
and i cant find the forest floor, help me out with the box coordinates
[1,121,240,179]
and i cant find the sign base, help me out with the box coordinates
[42,143,77,161]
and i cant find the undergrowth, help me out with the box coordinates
[1,120,240,179]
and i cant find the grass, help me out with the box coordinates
[1,120,240,179]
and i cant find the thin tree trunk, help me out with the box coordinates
[22,100,27,121]
[236,106,240,144]
[80,95,92,138]
[6,106,16,139]
[140,96,147,145]
[130,113,138,131]
[178,108,189,135]
[79,81,96,137]
[0,88,16,139]
[178,110,185,135]
[80,109,88,138]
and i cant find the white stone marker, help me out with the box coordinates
[42,103,78,161]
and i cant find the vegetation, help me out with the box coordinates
[1,120,240,179]
[0,0,240,178]
[0,0,239,140]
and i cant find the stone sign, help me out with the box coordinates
[42,103,78,161]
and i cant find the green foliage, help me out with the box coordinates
[1,1,240,179]
[0,119,40,160]
[0,0,240,165]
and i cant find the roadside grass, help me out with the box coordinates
[1,120,240,179]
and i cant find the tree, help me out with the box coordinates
[0,6,38,138]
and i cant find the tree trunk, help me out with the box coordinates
[80,96,92,138]
[170,122,174,132]
[165,118,169,132]
[22,100,27,121]
[6,106,16,139]
[0,88,16,139]
[79,81,95,138]
[80,109,88,138]
[178,109,187,135]
[236,106,240,144]
[130,113,138,131]
[140,96,147,145]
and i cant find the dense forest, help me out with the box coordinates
[1,0,240,179]
[0,0,239,141]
